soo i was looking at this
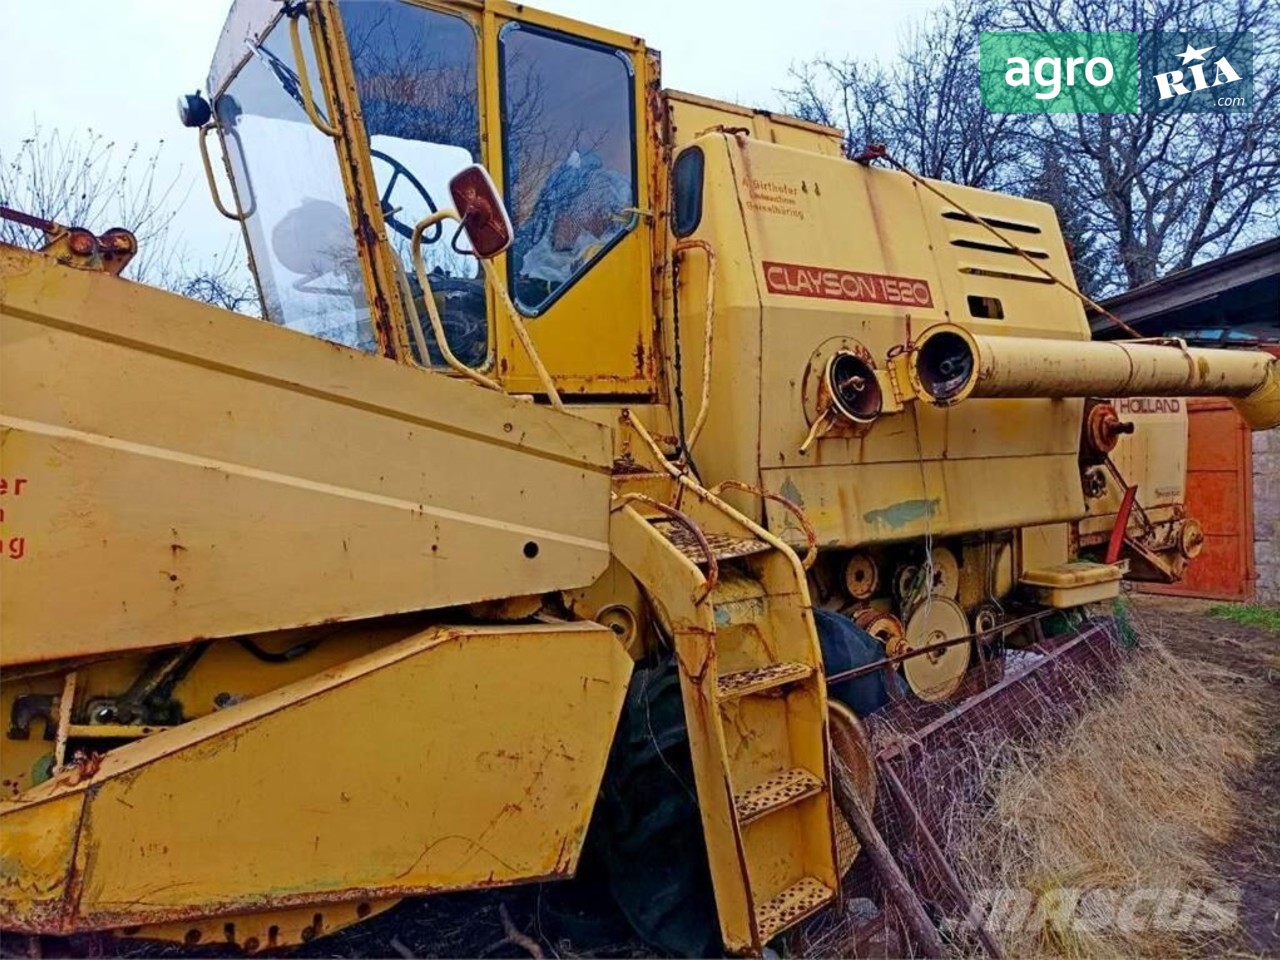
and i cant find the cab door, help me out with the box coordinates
[480,3,658,398]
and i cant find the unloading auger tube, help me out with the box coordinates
[909,323,1280,431]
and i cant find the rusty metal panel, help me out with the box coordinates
[0,791,86,929]
[0,246,613,666]
[663,90,846,156]
[0,622,632,933]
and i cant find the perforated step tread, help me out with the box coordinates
[735,768,824,824]
[650,518,772,563]
[755,876,835,944]
[716,662,812,700]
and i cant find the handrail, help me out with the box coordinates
[673,239,716,451]
[620,411,817,586]
[391,259,433,366]
[709,479,819,571]
[198,126,247,222]
[288,12,341,139]
[409,209,503,391]
[611,492,719,605]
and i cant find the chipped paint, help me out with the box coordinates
[862,498,940,530]
[779,477,804,509]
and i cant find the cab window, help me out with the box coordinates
[499,25,636,316]
[340,0,487,367]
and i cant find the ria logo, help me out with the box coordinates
[1152,41,1243,102]
[1139,31,1253,112]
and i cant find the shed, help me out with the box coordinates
[1092,238,1280,603]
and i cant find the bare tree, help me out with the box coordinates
[997,0,1280,289]
[0,125,183,281]
[1026,141,1107,294]
[782,0,1280,294]
[158,242,261,314]
[0,125,261,315]
[781,0,1026,191]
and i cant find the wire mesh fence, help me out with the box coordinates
[799,616,1130,957]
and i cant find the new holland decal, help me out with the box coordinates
[763,260,934,308]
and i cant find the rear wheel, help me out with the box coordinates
[827,700,877,871]
[592,652,880,957]
[591,657,721,958]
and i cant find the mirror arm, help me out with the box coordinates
[479,258,565,413]
[410,210,504,390]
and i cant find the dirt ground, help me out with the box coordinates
[1125,594,1280,956]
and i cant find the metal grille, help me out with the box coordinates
[799,619,1129,957]
[735,768,823,823]
[757,877,834,944]
[650,518,772,563]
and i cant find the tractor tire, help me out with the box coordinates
[815,608,904,716]
[592,656,722,958]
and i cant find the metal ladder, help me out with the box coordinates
[609,420,839,953]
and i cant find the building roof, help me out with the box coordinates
[1091,237,1280,345]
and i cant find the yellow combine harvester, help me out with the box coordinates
[1,0,1277,955]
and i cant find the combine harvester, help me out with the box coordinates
[1,0,1276,955]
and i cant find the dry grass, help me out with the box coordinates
[947,639,1257,959]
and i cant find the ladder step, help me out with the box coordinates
[735,768,824,824]
[756,876,836,944]
[712,572,769,627]
[650,518,772,564]
[716,662,812,700]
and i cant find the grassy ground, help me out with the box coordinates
[1207,602,1280,634]
[1130,594,1280,956]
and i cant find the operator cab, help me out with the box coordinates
[195,0,658,397]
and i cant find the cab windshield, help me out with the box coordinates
[217,1,486,363]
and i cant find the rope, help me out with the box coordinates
[855,145,1146,341]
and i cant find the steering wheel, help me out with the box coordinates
[370,149,440,242]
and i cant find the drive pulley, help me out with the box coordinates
[902,595,971,702]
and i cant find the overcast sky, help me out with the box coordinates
[1,0,939,265]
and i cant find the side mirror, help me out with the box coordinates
[447,165,513,259]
